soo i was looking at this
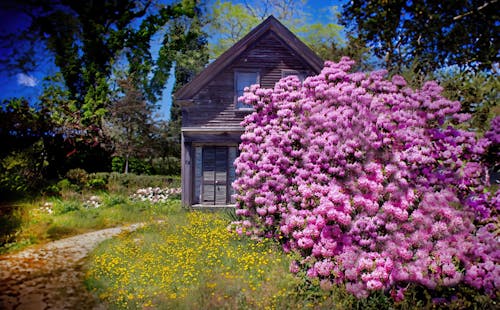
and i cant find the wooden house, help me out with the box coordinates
[174,16,323,207]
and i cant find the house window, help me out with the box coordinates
[281,69,307,82]
[235,70,259,110]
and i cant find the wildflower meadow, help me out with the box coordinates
[85,207,302,309]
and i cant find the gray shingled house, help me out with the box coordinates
[174,16,323,207]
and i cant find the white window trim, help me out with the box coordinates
[234,69,260,110]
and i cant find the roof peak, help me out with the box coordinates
[175,16,323,100]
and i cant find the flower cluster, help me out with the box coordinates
[40,202,54,214]
[233,58,499,299]
[129,187,181,204]
[84,195,102,209]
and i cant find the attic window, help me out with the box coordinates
[282,69,307,82]
[235,70,259,110]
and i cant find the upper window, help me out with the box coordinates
[281,70,307,82]
[235,70,259,110]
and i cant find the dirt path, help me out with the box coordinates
[0,224,143,310]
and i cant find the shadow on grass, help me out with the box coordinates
[0,204,23,248]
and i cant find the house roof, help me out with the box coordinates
[174,15,324,100]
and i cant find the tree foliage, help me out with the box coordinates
[0,0,209,186]
[341,0,500,73]
[170,12,209,133]
[438,68,500,133]
[0,1,209,195]
[1,0,202,143]
[208,0,260,57]
[0,99,50,195]
[0,97,108,196]
[103,76,153,174]
[207,0,346,62]
[0,98,51,157]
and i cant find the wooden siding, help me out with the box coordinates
[175,16,323,100]
[178,16,324,207]
[182,32,316,129]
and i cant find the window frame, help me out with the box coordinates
[234,69,260,111]
[281,69,308,82]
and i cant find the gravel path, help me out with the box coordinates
[0,224,143,310]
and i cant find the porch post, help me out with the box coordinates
[181,133,193,207]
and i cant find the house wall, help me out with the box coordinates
[182,31,317,129]
[180,29,321,206]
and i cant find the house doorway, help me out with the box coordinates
[202,146,229,204]
[194,145,237,205]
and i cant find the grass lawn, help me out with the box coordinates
[2,189,496,309]
[84,202,335,309]
[0,191,180,254]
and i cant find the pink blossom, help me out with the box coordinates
[232,57,498,300]
[289,261,300,273]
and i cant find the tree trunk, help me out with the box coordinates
[124,154,129,174]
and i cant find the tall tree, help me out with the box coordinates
[1,0,202,145]
[0,99,50,194]
[162,7,209,175]
[170,11,209,132]
[341,0,500,73]
[208,0,261,57]
[103,76,152,174]
[207,0,345,61]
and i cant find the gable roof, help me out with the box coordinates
[174,15,324,100]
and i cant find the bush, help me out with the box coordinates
[111,156,153,175]
[52,199,82,215]
[100,193,127,207]
[0,204,23,246]
[57,179,79,192]
[54,178,80,200]
[151,156,181,175]
[106,173,181,194]
[233,58,499,300]
[65,168,89,189]
[86,175,107,191]
[111,156,124,173]
[0,140,46,198]
[48,171,180,195]
[42,183,61,197]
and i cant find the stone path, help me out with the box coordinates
[0,224,143,310]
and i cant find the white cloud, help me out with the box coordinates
[16,73,38,87]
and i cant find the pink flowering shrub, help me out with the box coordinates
[232,58,499,299]
[485,116,500,146]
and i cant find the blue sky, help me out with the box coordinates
[0,8,49,105]
[0,0,346,120]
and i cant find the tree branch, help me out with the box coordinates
[453,0,497,21]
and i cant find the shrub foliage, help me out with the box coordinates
[233,58,499,299]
